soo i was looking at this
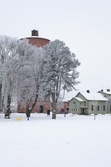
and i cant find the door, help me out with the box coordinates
[39,105,43,113]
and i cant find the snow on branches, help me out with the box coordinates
[0,36,80,119]
[42,39,80,118]
[0,36,43,116]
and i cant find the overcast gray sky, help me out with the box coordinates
[0,0,111,98]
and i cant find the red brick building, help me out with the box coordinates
[21,29,50,47]
[18,30,69,114]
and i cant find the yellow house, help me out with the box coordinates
[69,91,110,115]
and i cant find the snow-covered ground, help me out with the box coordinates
[0,113,111,167]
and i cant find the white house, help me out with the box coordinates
[69,90,111,115]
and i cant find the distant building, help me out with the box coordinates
[69,89,111,115]
[18,30,50,113]
[0,30,68,114]
[18,30,68,114]
[21,29,50,47]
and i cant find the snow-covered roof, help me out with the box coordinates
[101,91,111,95]
[26,36,50,41]
[74,97,85,102]
[79,92,108,101]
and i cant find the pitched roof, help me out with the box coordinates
[78,92,108,101]
[75,97,85,102]
[99,90,111,95]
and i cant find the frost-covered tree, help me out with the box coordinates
[42,40,80,119]
[1,37,44,120]
[0,35,17,64]
[2,57,17,118]
[1,37,80,120]
[13,39,44,120]
[0,36,17,118]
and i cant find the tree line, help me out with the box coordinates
[0,36,80,119]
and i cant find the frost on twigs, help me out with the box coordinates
[41,40,80,119]
[1,37,44,119]
[0,37,80,120]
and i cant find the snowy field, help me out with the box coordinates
[0,113,111,167]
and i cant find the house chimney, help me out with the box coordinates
[87,90,90,93]
[107,89,110,92]
[31,29,39,36]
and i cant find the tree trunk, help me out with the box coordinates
[52,112,56,119]
[25,93,39,120]
[26,102,30,120]
[29,93,38,113]
[51,101,57,119]
[5,95,11,119]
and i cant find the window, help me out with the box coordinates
[73,102,77,109]
[91,105,93,111]
[97,105,99,111]
[103,105,105,111]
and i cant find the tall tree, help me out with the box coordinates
[1,37,43,120]
[42,40,80,119]
[13,39,44,120]
[0,35,17,118]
